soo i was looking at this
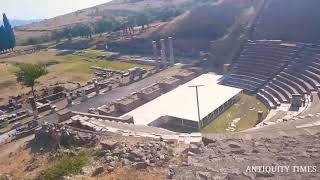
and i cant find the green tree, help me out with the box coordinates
[62,27,73,41]
[135,13,149,31]
[111,18,121,31]
[94,18,117,34]
[71,24,92,38]
[126,15,135,34]
[15,63,48,98]
[2,13,15,50]
[0,26,8,52]
[52,30,65,42]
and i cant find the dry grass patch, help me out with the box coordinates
[39,150,92,180]
[0,50,153,105]
[1,51,64,64]
[202,94,268,133]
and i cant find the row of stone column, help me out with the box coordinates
[152,37,175,69]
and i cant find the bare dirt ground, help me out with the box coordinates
[0,75,26,106]
[0,135,34,159]
[0,135,47,180]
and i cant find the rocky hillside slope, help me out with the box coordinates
[174,133,320,180]
[252,0,320,42]
[107,0,259,56]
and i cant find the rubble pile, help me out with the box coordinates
[95,140,172,174]
[35,123,98,147]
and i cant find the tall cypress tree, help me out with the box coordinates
[2,13,15,50]
[0,26,7,52]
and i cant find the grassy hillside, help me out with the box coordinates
[14,0,194,43]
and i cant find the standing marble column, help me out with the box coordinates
[152,41,160,70]
[160,39,167,68]
[168,37,174,65]
[152,41,158,58]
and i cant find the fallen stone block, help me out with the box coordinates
[92,166,104,176]
[133,162,148,169]
[228,142,241,148]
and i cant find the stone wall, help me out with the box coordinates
[158,77,182,93]
[138,83,162,102]
[36,91,66,104]
[173,71,197,83]
[98,104,119,117]
[72,111,134,124]
[57,109,134,124]
[115,93,144,114]
[37,103,52,113]
[97,81,174,117]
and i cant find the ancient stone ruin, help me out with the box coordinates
[152,37,176,69]
[222,40,320,110]
[35,123,98,147]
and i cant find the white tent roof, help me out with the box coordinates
[123,73,242,125]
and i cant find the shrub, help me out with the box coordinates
[39,150,91,180]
